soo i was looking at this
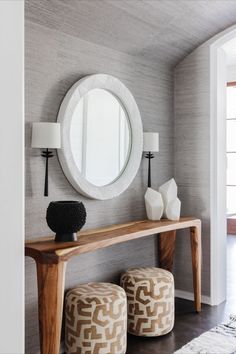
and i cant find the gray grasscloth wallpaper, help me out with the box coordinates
[174,46,211,296]
[25,19,174,354]
[25,1,236,352]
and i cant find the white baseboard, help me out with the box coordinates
[175,289,212,305]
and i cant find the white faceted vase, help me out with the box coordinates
[145,188,164,221]
[159,178,177,206]
[159,178,181,220]
[166,197,181,221]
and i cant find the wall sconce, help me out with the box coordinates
[31,122,61,196]
[143,132,159,188]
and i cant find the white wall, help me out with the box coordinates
[0,1,24,353]
[227,65,236,82]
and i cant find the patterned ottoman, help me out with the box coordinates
[65,283,127,354]
[120,267,174,337]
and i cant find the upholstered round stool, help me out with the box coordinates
[120,267,174,337]
[65,283,127,354]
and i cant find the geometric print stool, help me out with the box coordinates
[65,283,127,354]
[120,267,174,337]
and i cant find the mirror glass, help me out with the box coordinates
[70,88,131,186]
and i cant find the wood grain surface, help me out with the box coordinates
[158,231,176,272]
[37,261,67,354]
[190,226,202,312]
[227,81,236,87]
[26,217,201,263]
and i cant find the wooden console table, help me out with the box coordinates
[25,217,201,354]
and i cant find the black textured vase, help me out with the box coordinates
[46,201,87,242]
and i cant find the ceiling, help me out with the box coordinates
[26,0,236,67]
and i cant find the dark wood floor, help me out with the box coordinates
[127,235,236,354]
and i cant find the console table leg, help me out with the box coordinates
[36,261,67,354]
[190,226,201,312]
[158,231,176,272]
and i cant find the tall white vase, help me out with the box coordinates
[145,188,164,221]
[159,178,181,221]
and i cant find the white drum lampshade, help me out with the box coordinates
[143,132,159,188]
[31,122,61,197]
[31,122,61,149]
[143,132,159,152]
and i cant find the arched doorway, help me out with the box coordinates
[210,25,236,305]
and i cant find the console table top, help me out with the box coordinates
[25,217,200,263]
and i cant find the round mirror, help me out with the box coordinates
[70,88,131,186]
[57,74,143,200]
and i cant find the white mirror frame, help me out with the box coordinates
[57,74,143,200]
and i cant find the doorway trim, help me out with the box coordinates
[210,25,236,305]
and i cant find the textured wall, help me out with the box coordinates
[174,46,211,296]
[25,19,174,353]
